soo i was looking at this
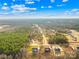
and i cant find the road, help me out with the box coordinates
[35,24,48,45]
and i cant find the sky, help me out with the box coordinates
[0,0,79,18]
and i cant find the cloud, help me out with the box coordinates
[64,9,79,16]
[51,0,55,3]
[25,1,35,4]
[0,12,9,15]
[57,4,64,7]
[71,9,79,15]
[71,9,79,12]
[41,6,45,8]
[11,4,37,13]
[64,11,71,15]
[11,5,26,12]
[41,5,52,8]
[76,12,79,15]
[48,5,52,8]
[62,0,68,2]
[3,3,8,6]
[12,0,15,2]
[1,6,9,11]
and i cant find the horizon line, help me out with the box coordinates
[0,16,79,20]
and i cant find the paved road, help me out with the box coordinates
[35,24,48,45]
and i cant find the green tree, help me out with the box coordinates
[0,28,29,59]
[49,33,69,45]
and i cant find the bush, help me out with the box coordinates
[48,33,69,45]
[0,30,29,55]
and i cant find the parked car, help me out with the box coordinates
[44,48,51,53]
[54,48,61,56]
[32,48,39,54]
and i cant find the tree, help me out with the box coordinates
[0,28,29,59]
[48,33,69,45]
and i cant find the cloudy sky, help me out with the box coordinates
[0,0,79,18]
